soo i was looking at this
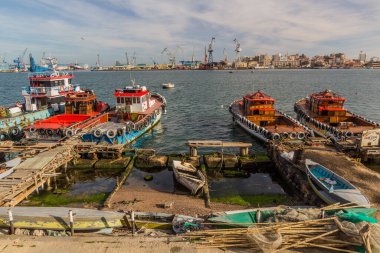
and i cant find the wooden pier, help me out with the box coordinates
[0,145,74,207]
[187,140,252,157]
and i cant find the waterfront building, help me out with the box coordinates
[358,51,367,63]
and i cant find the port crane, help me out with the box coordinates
[125,52,130,65]
[151,58,157,66]
[161,46,182,68]
[233,38,242,62]
[223,48,228,63]
[207,37,215,64]
[13,48,28,70]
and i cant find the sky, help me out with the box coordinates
[1,0,380,66]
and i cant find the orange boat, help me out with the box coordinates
[230,90,311,142]
[294,90,380,141]
[24,89,109,141]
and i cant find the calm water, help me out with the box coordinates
[7,70,378,202]
[1,69,379,153]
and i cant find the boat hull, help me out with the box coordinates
[0,207,173,231]
[0,108,55,140]
[172,161,206,194]
[229,100,311,143]
[305,159,370,206]
[294,98,380,141]
[82,110,162,145]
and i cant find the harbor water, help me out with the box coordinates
[1,69,379,153]
[2,70,380,205]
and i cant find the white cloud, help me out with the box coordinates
[1,0,380,65]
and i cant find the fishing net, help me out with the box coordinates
[369,223,380,253]
[246,226,282,253]
[265,208,321,223]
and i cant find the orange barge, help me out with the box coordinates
[294,90,380,142]
[230,90,311,142]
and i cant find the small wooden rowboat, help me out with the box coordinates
[0,207,177,231]
[0,157,22,179]
[208,206,377,228]
[172,160,206,195]
[305,159,370,206]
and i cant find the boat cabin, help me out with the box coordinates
[243,90,276,126]
[65,90,98,115]
[308,90,347,123]
[114,85,155,113]
[22,71,80,112]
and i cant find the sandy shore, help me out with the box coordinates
[107,185,248,216]
[0,234,227,253]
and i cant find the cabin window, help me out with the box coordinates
[117,97,121,103]
[136,97,141,103]
[253,110,260,115]
[133,97,137,104]
[125,98,132,105]
[321,110,328,116]
[260,121,268,126]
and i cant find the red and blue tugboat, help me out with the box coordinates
[0,71,79,141]
[294,90,380,141]
[24,89,109,141]
[82,82,166,144]
[230,90,311,142]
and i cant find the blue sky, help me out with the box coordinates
[1,0,380,65]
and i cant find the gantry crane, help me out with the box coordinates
[233,38,242,62]
[207,37,215,64]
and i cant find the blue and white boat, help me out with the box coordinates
[82,83,166,144]
[305,159,370,206]
[0,71,80,141]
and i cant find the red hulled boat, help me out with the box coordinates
[230,90,311,142]
[24,89,109,141]
[294,89,380,141]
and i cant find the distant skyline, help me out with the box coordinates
[1,0,380,65]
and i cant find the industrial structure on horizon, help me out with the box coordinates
[1,42,380,72]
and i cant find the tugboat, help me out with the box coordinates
[24,89,109,141]
[0,71,79,141]
[82,82,166,144]
[229,90,311,142]
[294,90,380,141]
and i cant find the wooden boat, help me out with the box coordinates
[24,87,109,141]
[162,83,175,89]
[230,90,312,143]
[82,82,166,145]
[172,160,206,195]
[0,157,22,179]
[1,71,79,141]
[208,206,377,227]
[294,89,380,142]
[305,159,370,206]
[0,207,175,231]
[172,214,204,234]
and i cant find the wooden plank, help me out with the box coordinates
[187,140,252,148]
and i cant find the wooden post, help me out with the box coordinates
[54,172,57,190]
[40,174,44,190]
[34,176,39,194]
[240,147,248,156]
[131,211,136,236]
[8,209,14,235]
[69,210,74,236]
[190,147,198,157]
[46,177,51,190]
